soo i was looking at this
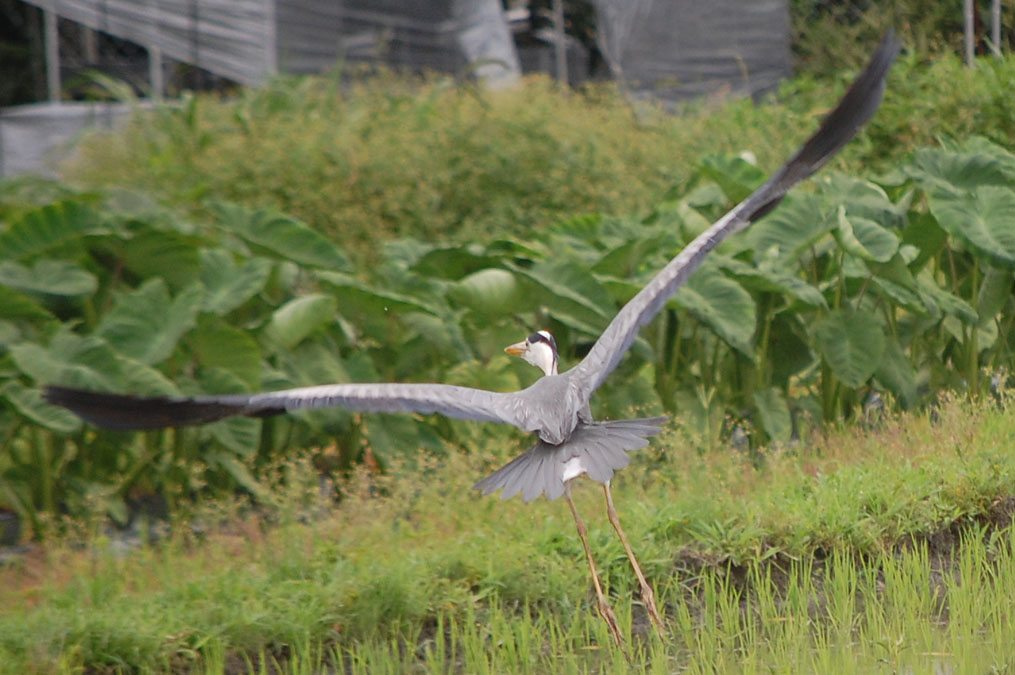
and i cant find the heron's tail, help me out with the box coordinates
[473,416,667,503]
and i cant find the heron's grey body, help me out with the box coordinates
[43,32,901,505]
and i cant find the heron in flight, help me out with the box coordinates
[44,32,899,647]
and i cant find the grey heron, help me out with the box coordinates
[43,32,899,647]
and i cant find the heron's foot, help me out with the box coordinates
[638,581,666,637]
[596,595,625,649]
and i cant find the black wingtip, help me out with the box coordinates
[43,385,257,431]
[781,28,901,184]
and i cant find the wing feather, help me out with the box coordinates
[567,31,900,399]
[43,382,532,433]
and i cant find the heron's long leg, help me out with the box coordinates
[564,487,625,648]
[603,481,665,636]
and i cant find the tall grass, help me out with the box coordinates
[66,52,1015,264]
[3,393,1015,672]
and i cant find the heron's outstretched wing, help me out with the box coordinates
[567,30,900,399]
[43,382,535,433]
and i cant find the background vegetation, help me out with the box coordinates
[1,11,1014,671]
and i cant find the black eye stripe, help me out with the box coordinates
[528,332,544,344]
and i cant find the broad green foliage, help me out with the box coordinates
[2,131,1015,533]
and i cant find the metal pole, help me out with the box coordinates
[552,0,568,85]
[149,45,164,101]
[963,0,975,66]
[991,0,1002,57]
[44,7,60,102]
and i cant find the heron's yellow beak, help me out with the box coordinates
[504,341,527,356]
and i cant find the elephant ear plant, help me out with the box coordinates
[1,135,1015,537]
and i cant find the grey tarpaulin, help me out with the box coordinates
[594,0,791,104]
[17,0,520,87]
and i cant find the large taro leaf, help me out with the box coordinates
[0,259,97,297]
[977,264,1015,328]
[450,268,523,318]
[0,200,104,260]
[591,231,672,278]
[194,316,262,389]
[874,340,917,408]
[907,143,1015,193]
[316,270,444,335]
[1,380,81,433]
[672,265,756,357]
[926,186,1015,269]
[410,244,505,279]
[0,286,55,321]
[767,314,815,386]
[10,330,123,391]
[508,260,613,336]
[96,279,205,365]
[916,271,978,325]
[199,249,272,315]
[811,310,885,389]
[262,293,337,352]
[821,174,908,227]
[122,228,202,291]
[834,206,899,263]
[744,193,832,263]
[868,254,933,317]
[698,154,767,204]
[212,202,351,271]
[753,387,791,445]
[715,256,826,308]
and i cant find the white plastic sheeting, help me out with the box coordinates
[595,0,791,103]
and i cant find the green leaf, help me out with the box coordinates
[908,146,1014,193]
[263,293,337,351]
[745,194,832,262]
[194,317,263,389]
[0,200,104,260]
[0,286,54,321]
[199,249,273,315]
[10,330,123,390]
[673,265,756,356]
[451,268,522,317]
[698,154,766,203]
[977,265,1014,327]
[411,245,503,279]
[206,450,267,498]
[317,271,441,316]
[753,387,791,445]
[212,202,351,270]
[0,380,81,433]
[715,256,826,308]
[0,260,97,297]
[927,186,1015,269]
[821,174,907,227]
[874,340,917,408]
[811,310,885,388]
[916,273,978,324]
[509,260,613,333]
[834,206,899,263]
[96,279,205,365]
[122,228,202,291]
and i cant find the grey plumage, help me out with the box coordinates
[474,417,668,502]
[42,32,900,502]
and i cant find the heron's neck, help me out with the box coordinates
[529,342,558,377]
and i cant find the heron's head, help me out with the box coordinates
[505,330,558,376]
